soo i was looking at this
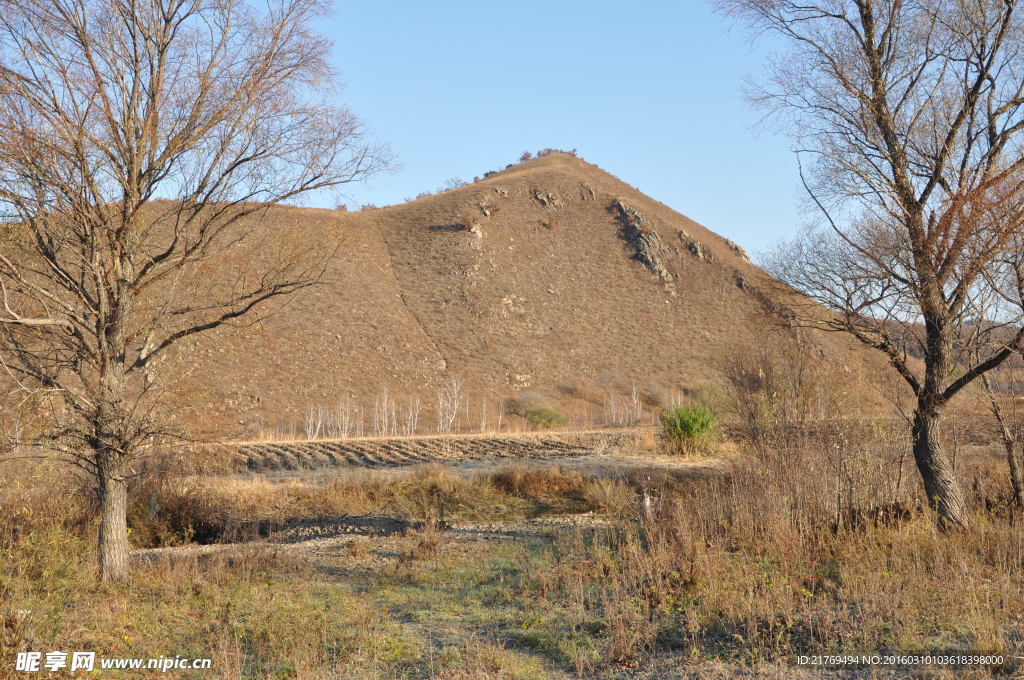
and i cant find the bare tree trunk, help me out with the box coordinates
[982,372,1024,509]
[1003,438,1024,509]
[912,409,968,529]
[96,454,130,581]
[994,414,1024,508]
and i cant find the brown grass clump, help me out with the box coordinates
[636,429,658,451]
[398,520,445,567]
[489,465,583,498]
[461,209,480,232]
[345,538,370,559]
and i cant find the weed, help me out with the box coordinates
[659,402,717,455]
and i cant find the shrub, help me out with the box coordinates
[442,176,466,191]
[718,335,883,453]
[659,402,716,455]
[520,151,533,162]
[536,147,576,158]
[525,406,567,430]
[506,391,545,417]
[461,209,480,232]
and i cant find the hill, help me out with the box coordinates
[173,152,871,437]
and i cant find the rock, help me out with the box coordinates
[532,189,562,208]
[611,199,676,282]
[722,237,751,262]
[676,229,718,264]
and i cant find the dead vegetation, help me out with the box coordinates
[4,408,1023,678]
[123,463,634,548]
[3,341,1022,677]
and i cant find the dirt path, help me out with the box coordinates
[132,505,908,680]
[144,442,728,563]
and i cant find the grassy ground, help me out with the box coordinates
[3,424,1024,678]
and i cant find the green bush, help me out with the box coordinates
[660,402,717,455]
[525,406,567,431]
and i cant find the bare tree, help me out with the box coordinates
[983,238,1024,507]
[722,0,1024,527]
[604,386,643,428]
[0,0,386,579]
[325,398,354,439]
[304,405,325,440]
[630,383,642,425]
[436,375,464,433]
[373,386,395,437]
[402,395,421,436]
[980,370,1024,508]
[354,404,365,438]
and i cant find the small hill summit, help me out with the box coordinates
[180,151,858,437]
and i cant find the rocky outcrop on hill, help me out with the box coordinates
[611,199,676,282]
[723,237,751,263]
[533,189,562,208]
[677,229,718,263]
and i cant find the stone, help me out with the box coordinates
[611,199,676,283]
[532,189,562,208]
[676,230,718,264]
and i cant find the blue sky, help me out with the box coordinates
[320,1,801,254]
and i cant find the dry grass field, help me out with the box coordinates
[3,408,1023,678]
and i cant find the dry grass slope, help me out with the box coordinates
[167,152,878,438]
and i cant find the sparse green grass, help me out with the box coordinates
[0,518,415,678]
